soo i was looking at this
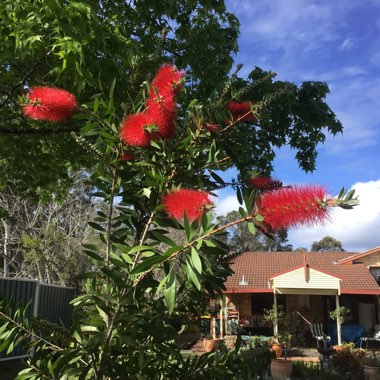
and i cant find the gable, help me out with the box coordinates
[270,267,341,292]
[337,246,380,265]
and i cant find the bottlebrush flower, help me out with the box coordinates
[163,189,212,222]
[120,112,158,147]
[22,86,77,122]
[206,124,221,133]
[146,91,177,138]
[121,153,134,161]
[249,176,283,191]
[149,65,185,97]
[226,101,257,123]
[256,185,330,230]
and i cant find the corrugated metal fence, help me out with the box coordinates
[0,277,75,360]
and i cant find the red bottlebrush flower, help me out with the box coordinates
[121,153,134,161]
[206,124,221,133]
[257,185,330,230]
[149,64,185,97]
[249,176,283,191]
[226,101,257,123]
[146,91,177,138]
[120,112,158,147]
[22,86,77,122]
[163,189,212,222]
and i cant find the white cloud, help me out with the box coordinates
[339,38,353,51]
[214,194,241,216]
[227,0,358,59]
[289,180,380,251]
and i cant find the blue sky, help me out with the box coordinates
[216,0,380,252]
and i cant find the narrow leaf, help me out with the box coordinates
[191,247,202,274]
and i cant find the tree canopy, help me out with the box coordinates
[220,210,293,253]
[0,0,343,201]
[311,236,345,252]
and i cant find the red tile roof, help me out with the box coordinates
[225,251,380,294]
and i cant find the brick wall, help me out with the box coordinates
[226,293,325,323]
[227,293,252,317]
[285,294,324,324]
[356,253,380,268]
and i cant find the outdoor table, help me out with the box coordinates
[328,323,366,346]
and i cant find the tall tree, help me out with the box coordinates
[311,236,345,252]
[220,210,293,253]
[0,173,94,285]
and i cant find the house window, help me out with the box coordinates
[369,267,380,284]
[298,295,310,312]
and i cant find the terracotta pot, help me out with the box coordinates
[364,365,380,380]
[204,338,219,352]
[333,345,347,352]
[271,342,283,358]
[271,358,293,379]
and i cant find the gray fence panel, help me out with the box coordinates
[0,278,74,360]
[37,284,74,328]
[0,278,37,359]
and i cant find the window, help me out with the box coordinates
[298,295,310,311]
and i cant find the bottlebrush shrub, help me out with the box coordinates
[2,62,359,380]
[249,176,283,191]
[257,185,331,230]
[163,189,212,222]
[22,86,77,122]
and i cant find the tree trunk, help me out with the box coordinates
[2,218,10,276]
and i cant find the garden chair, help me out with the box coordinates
[310,323,331,348]
[360,324,380,348]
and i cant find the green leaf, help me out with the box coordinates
[255,213,264,222]
[88,222,106,232]
[238,207,246,217]
[83,249,104,261]
[237,187,243,205]
[95,305,108,323]
[209,171,225,185]
[109,77,116,100]
[165,268,176,314]
[201,211,209,233]
[183,212,191,242]
[149,230,176,247]
[191,247,202,274]
[247,221,256,236]
[186,259,201,290]
[130,255,166,275]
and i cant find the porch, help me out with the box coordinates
[225,292,378,345]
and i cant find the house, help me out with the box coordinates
[224,247,380,344]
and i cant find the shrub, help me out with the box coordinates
[332,348,366,378]
[238,337,274,378]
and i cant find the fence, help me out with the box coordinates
[0,277,75,360]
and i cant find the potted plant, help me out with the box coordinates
[329,306,351,350]
[263,305,294,378]
[203,333,220,352]
[203,300,221,352]
[364,353,380,380]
